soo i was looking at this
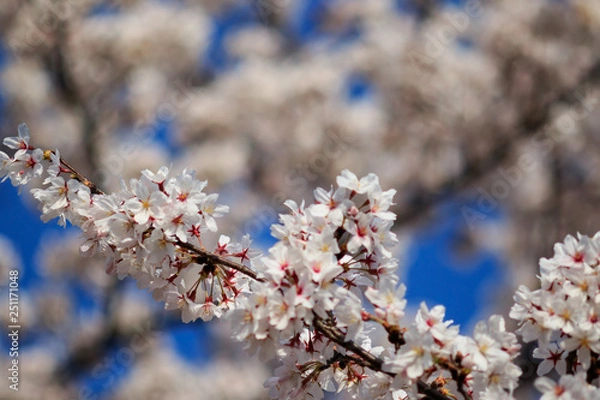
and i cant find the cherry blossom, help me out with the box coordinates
[3,123,31,151]
[535,373,600,400]
[533,343,567,376]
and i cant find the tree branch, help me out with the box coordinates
[313,315,454,400]
[175,238,454,399]
[394,57,600,227]
[175,240,265,283]
[45,22,102,183]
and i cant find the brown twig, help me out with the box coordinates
[312,315,453,400]
[313,315,387,372]
[59,155,105,195]
[175,240,265,283]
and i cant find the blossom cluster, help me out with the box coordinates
[1,124,247,323]
[511,233,600,397]
[232,170,401,397]
[229,169,522,399]
[19,124,600,399]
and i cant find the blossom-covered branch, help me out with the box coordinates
[7,124,587,400]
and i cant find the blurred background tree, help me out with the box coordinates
[1,0,600,398]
